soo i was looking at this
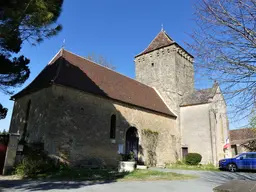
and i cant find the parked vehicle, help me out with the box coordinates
[219,152,256,172]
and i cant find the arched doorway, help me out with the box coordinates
[126,127,139,159]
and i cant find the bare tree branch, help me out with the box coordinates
[189,0,256,123]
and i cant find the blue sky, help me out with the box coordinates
[0,0,246,131]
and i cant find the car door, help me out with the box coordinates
[236,154,247,170]
[243,154,253,170]
[252,154,256,170]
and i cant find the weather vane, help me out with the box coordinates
[161,24,164,31]
[62,39,66,49]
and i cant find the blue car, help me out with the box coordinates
[219,152,256,172]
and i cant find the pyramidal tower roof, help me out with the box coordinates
[135,30,175,57]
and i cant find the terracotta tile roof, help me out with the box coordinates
[181,83,218,106]
[135,30,174,57]
[12,49,175,117]
[230,128,256,145]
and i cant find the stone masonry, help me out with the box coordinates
[9,85,178,167]
[135,31,194,158]
[5,29,230,171]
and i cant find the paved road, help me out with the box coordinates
[0,169,255,192]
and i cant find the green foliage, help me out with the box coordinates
[0,104,8,120]
[184,153,202,165]
[15,144,60,177]
[120,151,135,161]
[141,129,159,136]
[27,168,196,181]
[0,0,63,119]
[0,129,8,135]
[121,170,196,181]
[141,129,159,167]
[167,161,218,171]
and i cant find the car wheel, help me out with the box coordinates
[227,163,237,172]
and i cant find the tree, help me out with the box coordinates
[242,140,256,152]
[0,0,63,119]
[0,129,8,135]
[190,0,256,121]
[86,53,116,70]
[241,112,256,151]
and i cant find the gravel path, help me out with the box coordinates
[0,169,255,192]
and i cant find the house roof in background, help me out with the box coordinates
[180,82,218,106]
[12,49,175,117]
[230,128,256,145]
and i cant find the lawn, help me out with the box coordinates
[118,170,197,181]
[35,168,197,181]
[167,162,219,171]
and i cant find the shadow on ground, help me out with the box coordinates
[200,171,256,184]
[150,168,256,185]
[0,179,116,191]
[0,169,131,191]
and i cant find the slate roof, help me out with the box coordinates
[230,128,256,145]
[12,49,175,117]
[181,83,218,106]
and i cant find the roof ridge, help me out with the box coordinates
[62,49,157,91]
[162,30,174,42]
[48,48,63,64]
[135,30,175,57]
[52,51,64,83]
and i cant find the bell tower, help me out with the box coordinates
[134,29,194,115]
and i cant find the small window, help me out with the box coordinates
[110,115,116,139]
[23,100,31,133]
[151,63,154,67]
[25,100,31,123]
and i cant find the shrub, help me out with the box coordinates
[141,129,159,167]
[184,153,202,165]
[120,151,135,161]
[15,144,60,177]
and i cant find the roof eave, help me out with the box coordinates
[134,42,194,59]
[180,102,211,107]
[135,43,175,58]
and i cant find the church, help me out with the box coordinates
[7,30,230,168]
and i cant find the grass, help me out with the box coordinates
[118,170,197,181]
[30,168,197,181]
[167,161,219,171]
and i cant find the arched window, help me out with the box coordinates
[110,114,116,139]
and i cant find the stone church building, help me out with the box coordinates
[6,30,229,169]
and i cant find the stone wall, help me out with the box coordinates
[135,44,194,159]
[211,87,230,160]
[135,44,194,116]
[180,103,214,164]
[9,85,178,167]
[9,86,54,137]
[181,87,230,165]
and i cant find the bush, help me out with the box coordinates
[15,144,60,177]
[184,153,202,165]
[120,151,135,161]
